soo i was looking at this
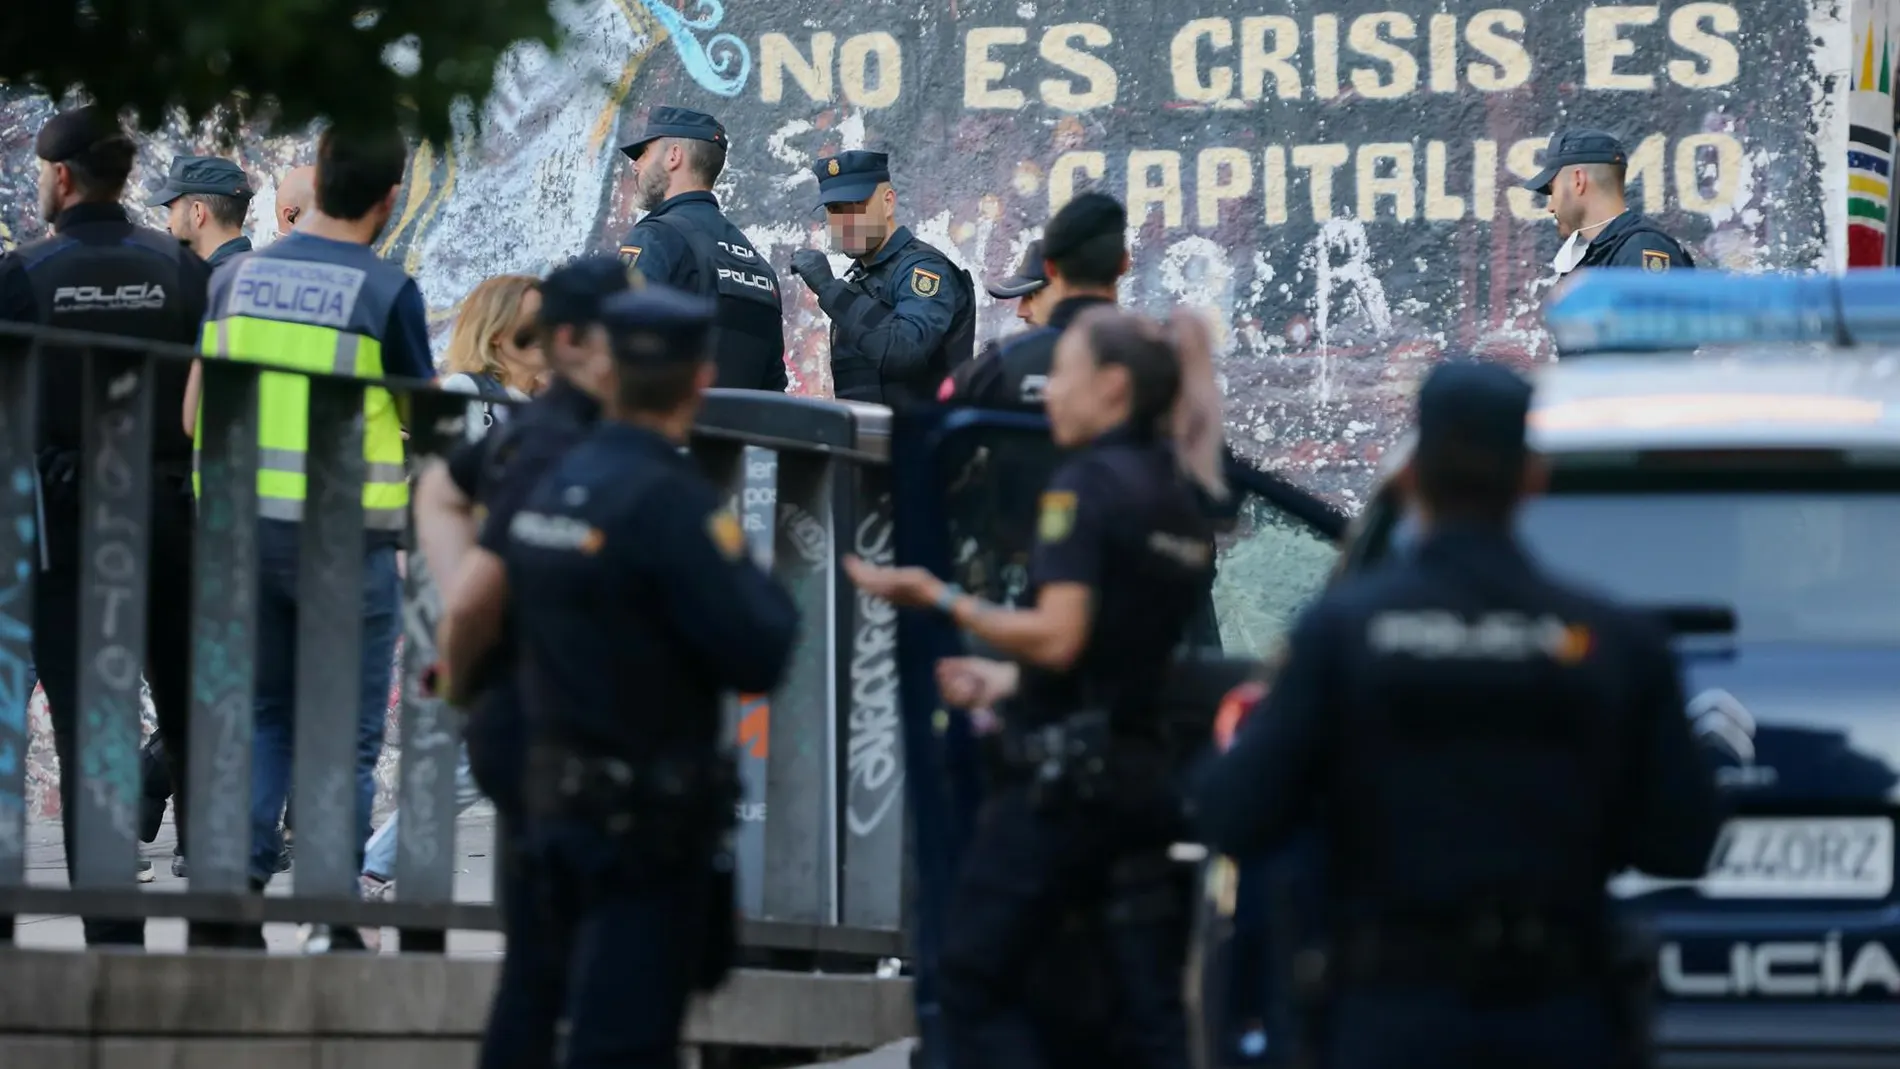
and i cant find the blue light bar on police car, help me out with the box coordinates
[1543,269,1900,356]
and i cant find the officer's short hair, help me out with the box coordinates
[680,137,727,186]
[614,353,704,413]
[1414,445,1522,521]
[1050,232,1126,288]
[315,125,409,222]
[182,192,248,229]
[63,140,138,202]
[1579,162,1626,191]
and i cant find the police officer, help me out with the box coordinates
[1527,130,1695,277]
[0,105,210,947]
[1191,361,1723,1069]
[988,238,1052,328]
[152,155,255,269]
[194,123,435,948]
[414,256,628,1068]
[617,106,787,392]
[788,150,975,406]
[847,307,1215,1069]
[942,192,1128,412]
[441,283,798,1068]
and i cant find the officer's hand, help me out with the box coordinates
[936,657,1020,709]
[843,555,937,607]
[1212,680,1268,752]
[789,249,835,291]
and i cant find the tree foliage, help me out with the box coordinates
[0,0,560,142]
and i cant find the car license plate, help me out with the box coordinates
[1701,817,1894,899]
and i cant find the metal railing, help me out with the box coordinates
[0,321,907,961]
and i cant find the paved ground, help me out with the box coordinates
[16,804,499,955]
[15,811,916,1068]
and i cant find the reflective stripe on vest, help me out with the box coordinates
[192,315,409,530]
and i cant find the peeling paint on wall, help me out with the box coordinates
[0,0,1852,810]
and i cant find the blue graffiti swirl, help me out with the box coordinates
[635,0,752,97]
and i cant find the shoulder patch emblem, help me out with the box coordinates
[619,245,642,268]
[911,267,942,298]
[708,509,746,561]
[1038,490,1077,544]
[1641,249,1670,273]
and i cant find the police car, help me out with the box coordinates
[1192,271,1900,1068]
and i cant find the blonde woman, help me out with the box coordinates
[439,273,545,437]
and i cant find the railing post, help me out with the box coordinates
[186,361,261,904]
[291,378,369,906]
[694,438,778,920]
[762,451,837,925]
[72,345,154,892]
[834,410,905,932]
[394,392,488,951]
[0,342,36,940]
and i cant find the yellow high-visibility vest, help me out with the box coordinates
[193,281,409,531]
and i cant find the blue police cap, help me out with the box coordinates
[1523,129,1628,196]
[600,284,718,365]
[620,106,728,161]
[987,238,1048,299]
[539,256,634,330]
[1415,361,1534,464]
[813,150,891,206]
[150,155,254,207]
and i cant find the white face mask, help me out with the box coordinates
[1551,213,1624,275]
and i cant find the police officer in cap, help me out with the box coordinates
[416,255,629,1068]
[942,192,1129,412]
[152,155,256,269]
[618,106,787,392]
[0,105,210,948]
[1191,360,1723,1069]
[989,238,1052,328]
[848,306,1218,1069]
[1528,130,1695,277]
[441,282,798,1067]
[789,150,975,406]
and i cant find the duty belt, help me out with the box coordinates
[525,744,739,837]
[1329,913,1609,998]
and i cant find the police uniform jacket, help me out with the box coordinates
[0,203,210,471]
[942,294,1113,411]
[505,422,799,758]
[1574,211,1694,272]
[1190,526,1723,928]
[205,236,253,271]
[827,226,974,408]
[620,192,787,392]
[1009,426,1215,732]
[446,378,601,811]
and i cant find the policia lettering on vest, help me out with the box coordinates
[0,105,213,948]
[617,106,788,393]
[788,150,976,407]
[190,125,437,949]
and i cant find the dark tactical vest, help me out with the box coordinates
[830,232,976,408]
[19,211,198,465]
[642,213,788,392]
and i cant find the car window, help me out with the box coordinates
[1519,491,1900,645]
[1211,496,1340,656]
[1375,486,1900,646]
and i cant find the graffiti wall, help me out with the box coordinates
[0,2,1854,813]
[1849,0,1899,265]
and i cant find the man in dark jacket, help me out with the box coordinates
[1527,129,1695,278]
